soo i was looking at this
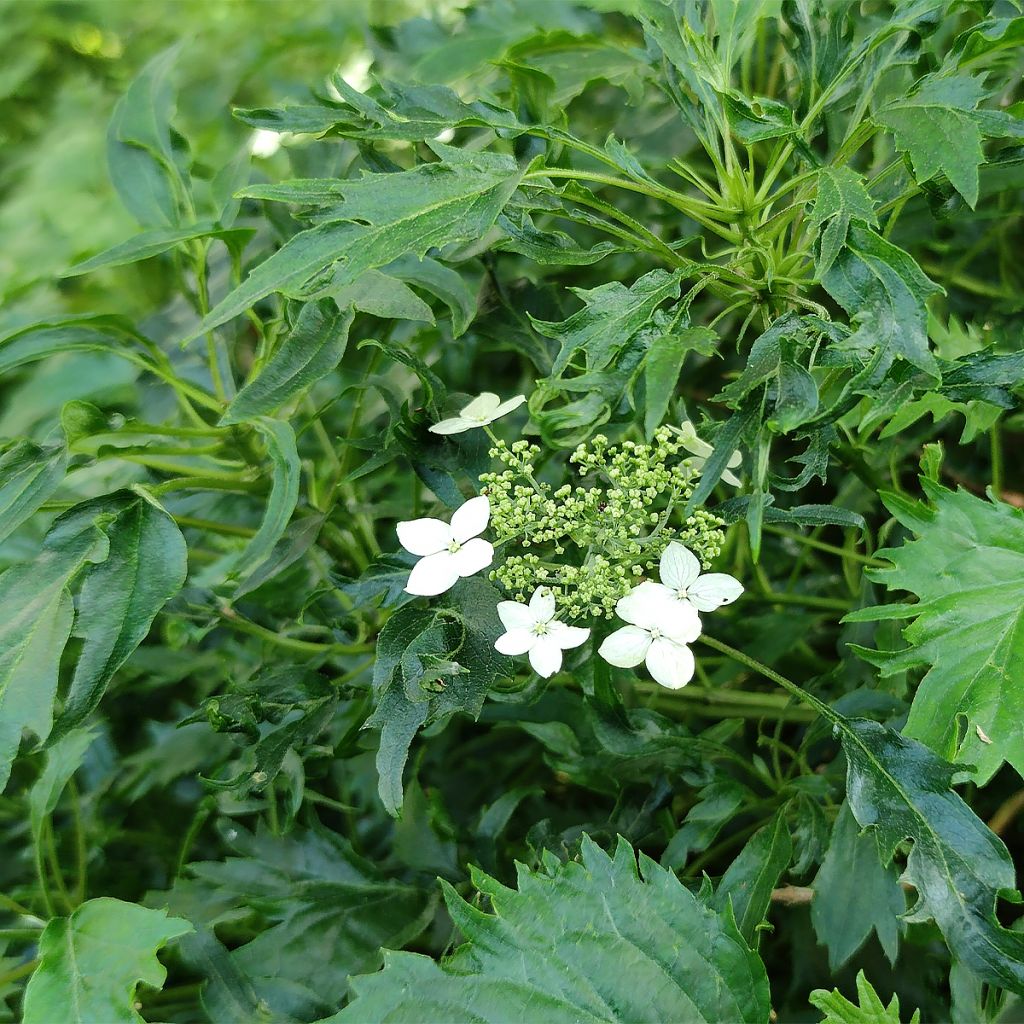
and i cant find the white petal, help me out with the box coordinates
[396,517,452,556]
[405,551,460,596]
[450,494,490,542]
[646,638,695,689]
[679,422,713,458]
[492,395,527,419]
[460,393,501,419]
[528,638,563,678]
[651,601,702,644]
[497,600,534,632]
[429,416,474,435]
[449,538,493,577]
[615,581,674,627]
[529,587,556,623]
[726,450,742,469]
[548,622,590,651]
[688,573,744,612]
[599,626,652,668]
[660,542,701,591]
[495,629,534,656]
[721,467,742,487]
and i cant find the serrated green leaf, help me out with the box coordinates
[810,970,920,1024]
[221,301,353,424]
[724,93,798,143]
[186,149,521,341]
[811,802,904,971]
[713,810,792,945]
[850,483,1024,783]
[29,729,96,858]
[837,716,1024,995]
[821,224,940,376]
[808,167,878,277]
[0,440,67,542]
[52,492,188,739]
[22,899,191,1024]
[874,74,986,207]
[330,836,771,1024]
[531,268,684,375]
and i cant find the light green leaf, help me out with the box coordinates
[22,898,191,1024]
[230,418,301,580]
[724,93,798,143]
[330,836,771,1024]
[386,254,479,337]
[64,222,253,277]
[106,45,188,228]
[808,167,878,277]
[53,492,188,739]
[713,811,792,945]
[836,715,1024,995]
[531,268,684,375]
[847,481,1024,783]
[821,224,941,376]
[186,148,521,341]
[327,270,433,325]
[811,802,903,971]
[810,970,920,1024]
[221,301,353,424]
[644,326,717,438]
[0,507,111,790]
[29,729,97,857]
[0,440,67,542]
[873,74,986,207]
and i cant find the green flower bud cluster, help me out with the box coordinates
[480,428,725,620]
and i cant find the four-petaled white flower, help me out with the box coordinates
[629,542,744,616]
[677,420,742,486]
[494,587,590,678]
[429,392,526,435]
[599,594,702,690]
[397,495,494,596]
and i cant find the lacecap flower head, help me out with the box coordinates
[430,392,526,435]
[397,494,493,596]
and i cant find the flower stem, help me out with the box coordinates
[697,635,832,721]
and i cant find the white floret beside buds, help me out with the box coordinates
[430,393,526,435]
[494,587,590,678]
[397,494,494,596]
[599,541,743,689]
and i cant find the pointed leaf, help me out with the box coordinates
[330,836,770,1024]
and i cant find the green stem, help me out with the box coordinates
[172,515,256,538]
[698,635,832,721]
[636,682,816,722]
[764,525,888,568]
[0,958,40,987]
[761,590,851,613]
[217,606,371,655]
[991,421,1004,497]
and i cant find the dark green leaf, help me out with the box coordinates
[808,167,878,277]
[221,301,353,424]
[713,811,792,944]
[811,802,903,971]
[644,327,717,438]
[821,224,940,376]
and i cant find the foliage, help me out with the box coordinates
[1,1,1023,1022]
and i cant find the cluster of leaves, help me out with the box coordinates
[2,1,1024,1021]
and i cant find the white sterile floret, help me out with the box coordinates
[429,392,527,435]
[397,494,494,596]
[629,541,743,615]
[599,592,702,690]
[494,587,590,678]
[677,420,742,486]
